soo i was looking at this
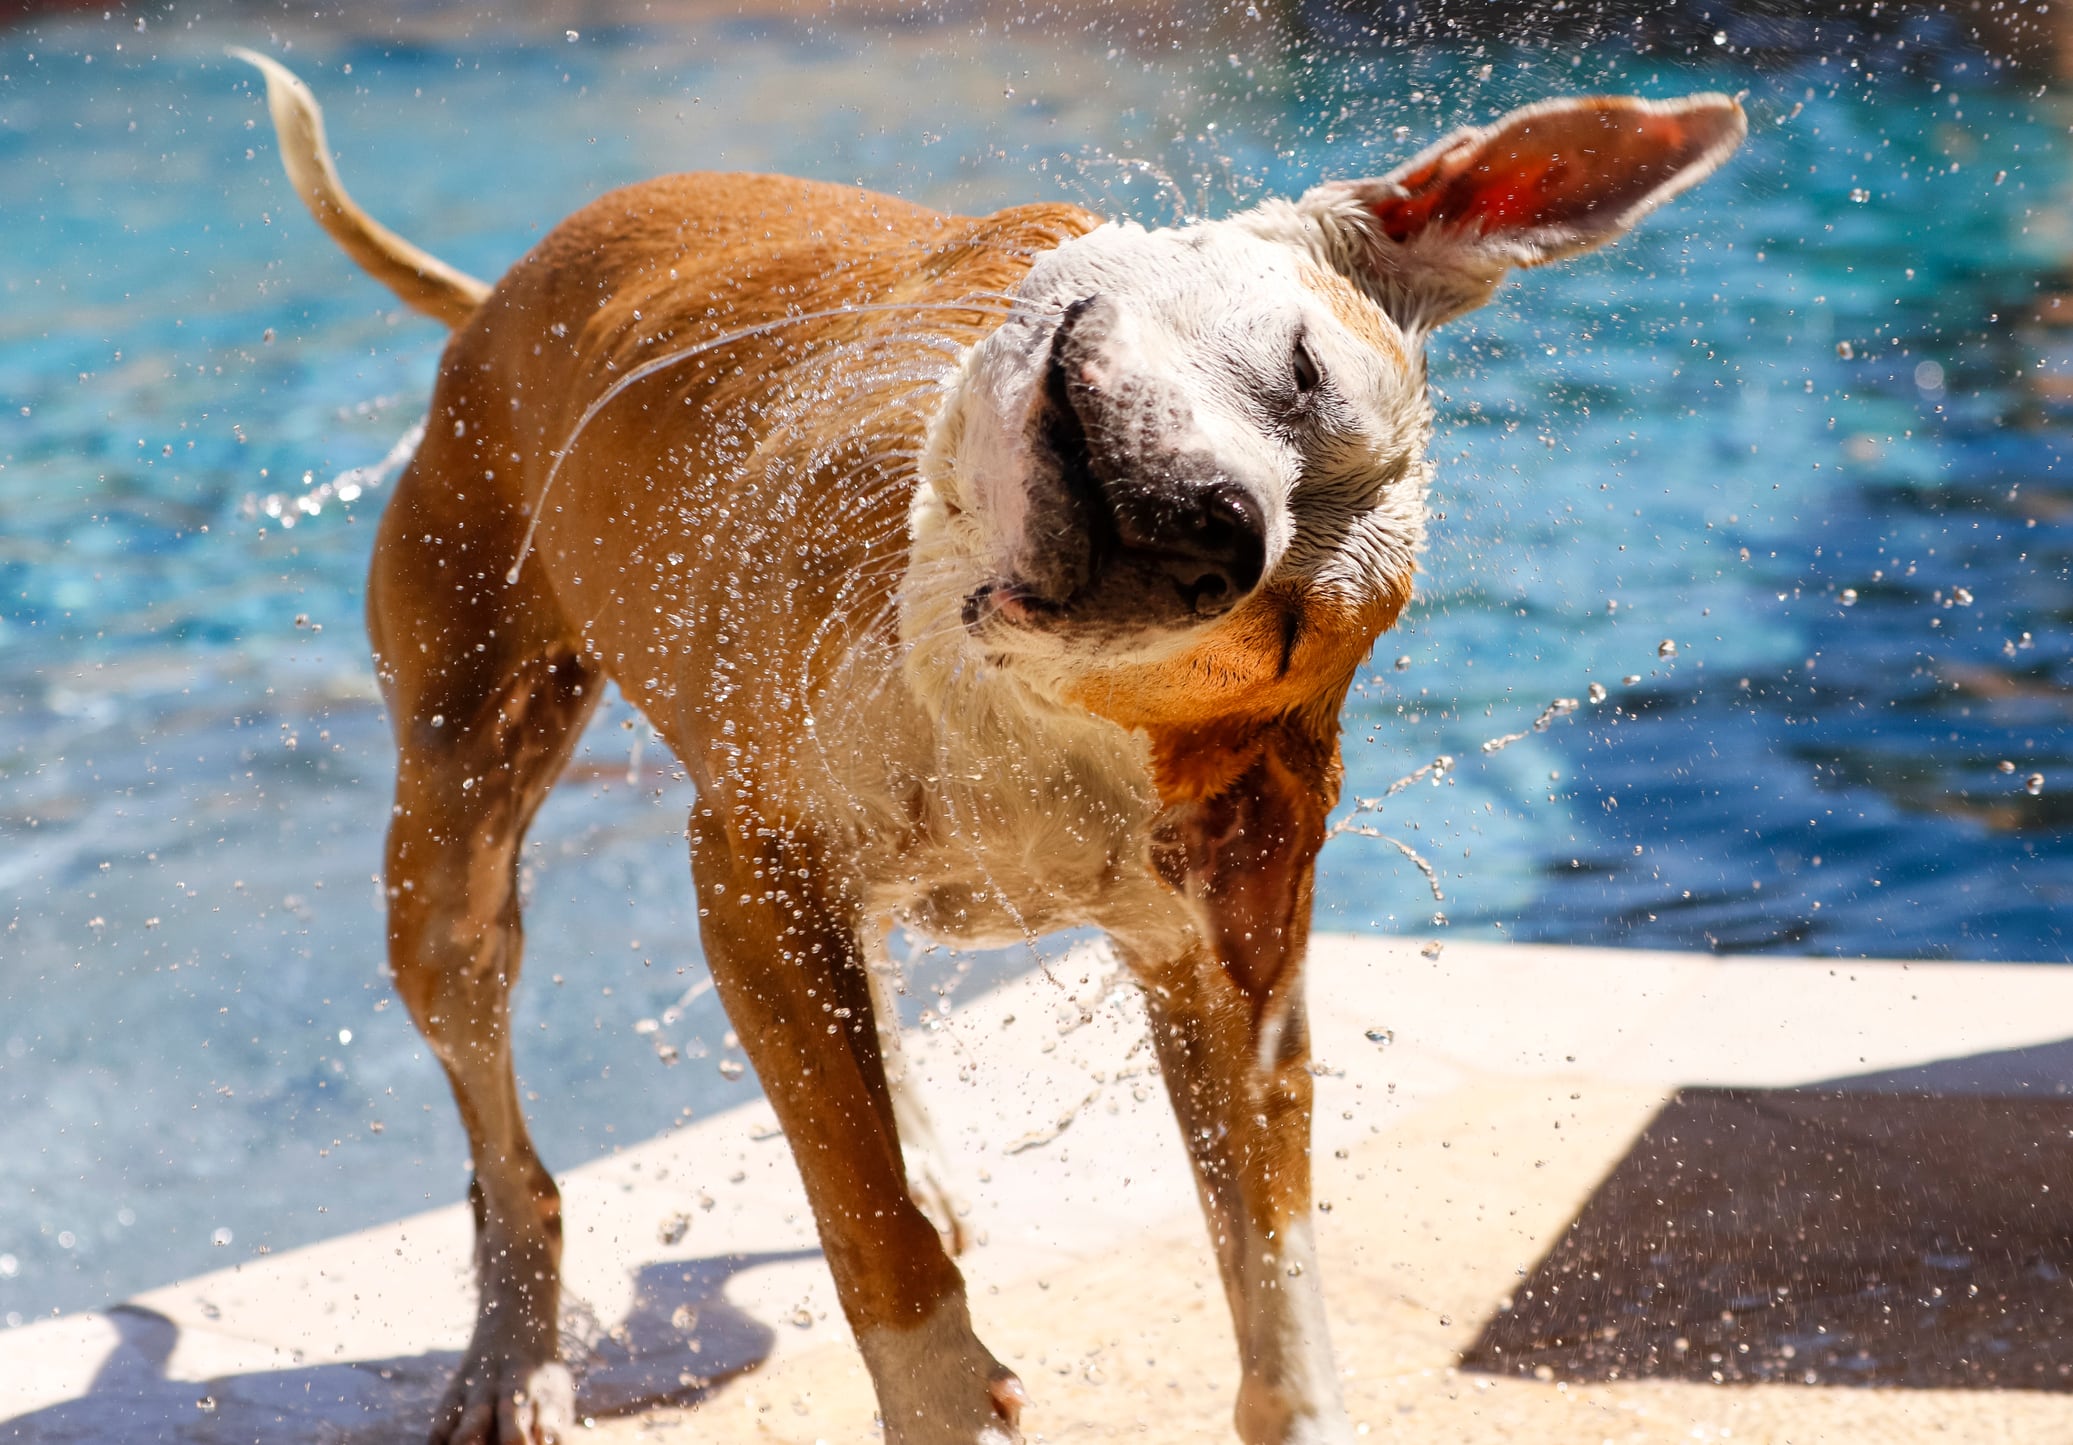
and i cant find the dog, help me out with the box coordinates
[236,49,1742,1445]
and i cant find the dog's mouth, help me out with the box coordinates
[960,343,1115,633]
[1033,335,1123,588]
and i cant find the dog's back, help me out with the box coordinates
[378,171,1102,806]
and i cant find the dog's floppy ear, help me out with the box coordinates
[1275,93,1746,331]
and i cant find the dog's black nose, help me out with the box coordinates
[1043,295,1267,621]
[1123,481,1266,619]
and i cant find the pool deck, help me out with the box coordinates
[8,937,2073,1442]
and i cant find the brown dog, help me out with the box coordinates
[238,50,1742,1445]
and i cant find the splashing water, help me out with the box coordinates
[504,299,1032,584]
[241,419,426,529]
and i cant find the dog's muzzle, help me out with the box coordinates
[977,294,1267,633]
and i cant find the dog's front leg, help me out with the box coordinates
[1128,727,1352,1445]
[1128,949,1348,1445]
[689,806,1024,1443]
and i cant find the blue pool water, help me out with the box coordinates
[2,8,2069,1324]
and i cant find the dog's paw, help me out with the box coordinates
[860,1302,1027,1444]
[428,1356,575,1445]
[879,1367,1027,1445]
[1234,1377,1356,1445]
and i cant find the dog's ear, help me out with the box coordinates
[1269,94,1745,332]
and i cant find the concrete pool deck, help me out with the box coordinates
[8,937,2073,1442]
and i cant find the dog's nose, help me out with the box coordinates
[1118,481,1266,619]
[1046,298,1267,620]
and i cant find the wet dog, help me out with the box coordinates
[237,50,1742,1445]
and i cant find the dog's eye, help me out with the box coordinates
[1291,332,1322,399]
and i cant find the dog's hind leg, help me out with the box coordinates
[691,814,1021,1444]
[370,463,598,1445]
[865,939,971,1256]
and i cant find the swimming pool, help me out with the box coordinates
[2,7,2067,1327]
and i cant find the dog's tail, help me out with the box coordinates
[231,48,490,329]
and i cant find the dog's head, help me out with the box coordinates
[910,93,1742,990]
[918,95,1742,751]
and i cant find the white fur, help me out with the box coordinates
[1229,1216,1351,1445]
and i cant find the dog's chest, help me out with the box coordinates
[852,688,1183,950]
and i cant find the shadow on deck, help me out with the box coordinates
[1,1249,814,1444]
[1466,1040,2073,1391]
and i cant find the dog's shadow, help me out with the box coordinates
[3,1249,816,1443]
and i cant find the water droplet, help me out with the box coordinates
[0,1254,17,1279]
[1850,187,1871,204]
[1394,655,1410,672]
[1840,588,1859,606]
[1431,912,1448,927]
[1587,682,1608,704]
[1835,340,1854,359]
[565,28,580,42]
[337,1028,352,1045]
[1952,586,1973,606]
[1621,674,1641,686]
[1657,639,1677,659]
[717,1058,746,1081]
[1439,1314,1453,1326]
[671,1304,698,1332]
[1364,1028,1394,1047]
[1999,760,2017,774]
[2026,773,2045,796]
[196,1396,218,1413]
[790,1307,815,1329]
[658,1213,691,1246]
[211,1227,233,1247]
[1915,360,1945,392]
[429,714,445,728]
[1712,29,1727,45]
